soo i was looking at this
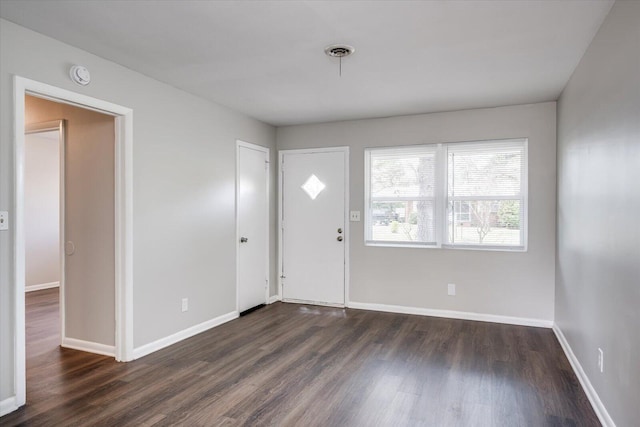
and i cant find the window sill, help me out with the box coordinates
[442,244,527,252]
[365,241,438,249]
[365,241,527,252]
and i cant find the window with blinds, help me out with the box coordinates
[446,140,526,249]
[366,146,438,245]
[365,138,527,251]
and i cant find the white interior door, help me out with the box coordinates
[237,142,269,313]
[281,148,347,306]
[63,107,116,345]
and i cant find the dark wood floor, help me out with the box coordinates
[2,289,598,426]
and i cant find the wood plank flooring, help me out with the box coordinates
[1,289,598,426]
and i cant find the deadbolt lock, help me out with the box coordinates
[337,228,343,233]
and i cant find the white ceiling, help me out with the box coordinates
[0,0,613,126]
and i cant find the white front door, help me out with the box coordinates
[280,148,348,306]
[237,141,269,313]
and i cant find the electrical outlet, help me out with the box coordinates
[598,348,604,373]
[448,283,456,296]
[182,298,188,312]
[350,211,361,221]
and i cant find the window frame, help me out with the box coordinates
[364,138,528,252]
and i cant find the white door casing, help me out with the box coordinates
[279,147,349,306]
[236,141,269,313]
[11,76,133,413]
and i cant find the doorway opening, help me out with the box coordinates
[11,76,133,411]
[24,120,63,366]
[25,123,62,295]
[24,92,120,357]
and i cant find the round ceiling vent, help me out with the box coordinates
[324,44,355,58]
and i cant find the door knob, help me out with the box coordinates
[337,236,343,242]
[337,228,343,233]
[65,241,75,255]
[240,237,248,243]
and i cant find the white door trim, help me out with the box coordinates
[235,140,270,313]
[12,76,134,409]
[277,146,350,306]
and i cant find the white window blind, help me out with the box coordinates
[365,138,527,251]
[366,146,438,245]
[446,140,526,249]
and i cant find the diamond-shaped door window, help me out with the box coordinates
[301,174,326,200]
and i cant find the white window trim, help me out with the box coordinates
[365,138,528,252]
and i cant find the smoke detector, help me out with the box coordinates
[69,65,91,86]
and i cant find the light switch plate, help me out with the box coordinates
[350,211,361,222]
[0,211,8,231]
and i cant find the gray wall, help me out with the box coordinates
[0,19,277,401]
[25,131,60,288]
[556,2,640,426]
[278,102,557,321]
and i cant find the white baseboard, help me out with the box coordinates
[348,301,553,328]
[552,324,615,427]
[62,337,115,357]
[268,294,280,304]
[0,395,19,417]
[133,310,238,360]
[25,281,59,292]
